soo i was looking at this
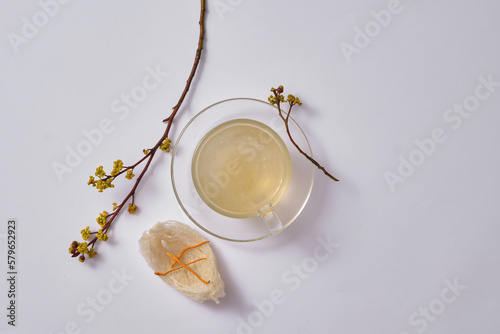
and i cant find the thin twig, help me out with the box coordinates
[271,87,339,182]
[71,0,206,261]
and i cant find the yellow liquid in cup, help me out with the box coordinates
[192,119,292,218]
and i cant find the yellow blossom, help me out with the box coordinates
[128,203,138,214]
[96,211,108,227]
[81,226,91,240]
[97,229,109,242]
[94,179,114,192]
[95,166,106,178]
[77,242,89,254]
[88,248,97,258]
[110,159,124,176]
[125,169,135,180]
[159,138,171,152]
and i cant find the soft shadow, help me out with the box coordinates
[200,242,247,314]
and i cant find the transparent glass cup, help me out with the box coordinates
[171,98,314,242]
[191,119,292,234]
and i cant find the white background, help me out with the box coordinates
[1,0,499,333]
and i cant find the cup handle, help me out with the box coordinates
[259,204,284,235]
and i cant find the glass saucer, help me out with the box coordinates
[171,98,314,242]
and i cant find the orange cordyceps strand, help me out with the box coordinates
[154,258,207,276]
[166,253,210,284]
[170,241,209,268]
[154,241,210,284]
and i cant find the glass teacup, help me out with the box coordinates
[191,119,292,233]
